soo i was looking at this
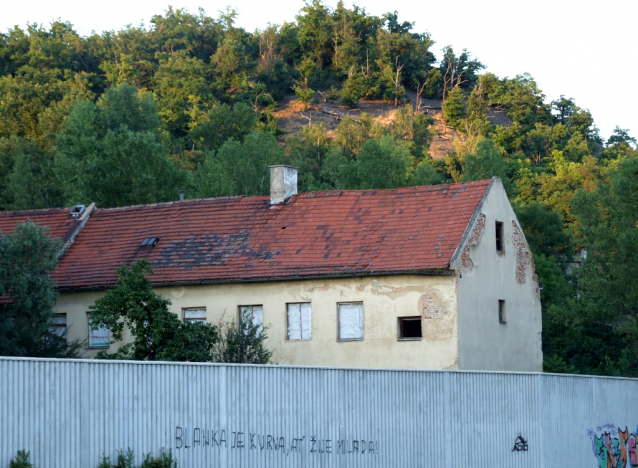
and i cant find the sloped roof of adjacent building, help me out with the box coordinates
[0,207,83,242]
[45,180,491,290]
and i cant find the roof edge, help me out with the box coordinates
[448,177,497,269]
[57,268,454,292]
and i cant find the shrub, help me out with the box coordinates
[293,85,315,109]
[9,450,34,468]
[340,72,373,108]
[97,448,176,468]
[214,318,273,364]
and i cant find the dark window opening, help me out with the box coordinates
[499,300,506,323]
[495,221,504,253]
[398,317,422,340]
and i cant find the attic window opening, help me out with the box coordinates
[398,317,422,340]
[140,237,159,249]
[495,221,504,254]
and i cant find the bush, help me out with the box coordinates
[97,448,176,468]
[9,450,34,468]
[442,88,465,129]
[340,72,373,108]
[293,85,315,108]
[214,318,273,364]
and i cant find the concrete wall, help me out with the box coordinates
[2,358,637,468]
[455,179,543,371]
[55,274,458,369]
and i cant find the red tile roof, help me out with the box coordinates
[50,180,492,290]
[0,207,80,242]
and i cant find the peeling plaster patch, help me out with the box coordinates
[445,358,459,370]
[420,294,447,321]
[461,213,486,271]
[512,221,540,290]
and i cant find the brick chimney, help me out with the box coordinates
[269,165,298,205]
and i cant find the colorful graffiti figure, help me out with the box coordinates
[592,427,638,468]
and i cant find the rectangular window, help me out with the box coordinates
[239,305,263,332]
[338,303,364,341]
[87,313,110,348]
[398,317,422,340]
[496,221,504,253]
[49,314,67,338]
[183,308,207,322]
[287,303,312,340]
[499,300,506,324]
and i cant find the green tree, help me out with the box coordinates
[153,51,213,137]
[462,139,511,191]
[0,221,82,357]
[542,156,638,376]
[213,319,273,364]
[442,88,465,129]
[193,130,283,197]
[55,84,185,207]
[188,102,258,153]
[514,202,573,269]
[325,135,410,190]
[2,137,64,210]
[89,259,219,362]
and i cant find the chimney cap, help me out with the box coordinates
[268,164,299,169]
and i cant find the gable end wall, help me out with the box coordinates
[455,179,543,371]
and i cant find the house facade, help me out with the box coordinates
[0,168,542,371]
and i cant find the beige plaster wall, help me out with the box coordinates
[55,274,458,369]
[455,179,543,372]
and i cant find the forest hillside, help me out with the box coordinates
[1,1,637,376]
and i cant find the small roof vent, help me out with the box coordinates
[140,237,160,249]
[70,204,86,218]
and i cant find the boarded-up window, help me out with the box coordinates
[240,305,263,332]
[87,313,110,348]
[183,308,207,322]
[287,303,312,340]
[338,303,364,341]
[49,314,66,338]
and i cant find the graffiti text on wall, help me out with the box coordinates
[175,427,379,456]
[589,424,638,468]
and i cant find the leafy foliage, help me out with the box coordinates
[0,221,82,357]
[213,318,273,365]
[89,259,219,362]
[97,448,176,468]
[9,450,34,468]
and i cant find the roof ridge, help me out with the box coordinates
[97,195,250,212]
[295,179,492,199]
[0,206,72,216]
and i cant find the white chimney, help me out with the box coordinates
[269,165,298,205]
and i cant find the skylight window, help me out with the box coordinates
[140,237,159,248]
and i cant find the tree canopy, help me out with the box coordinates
[0,221,82,357]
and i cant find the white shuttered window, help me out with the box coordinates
[338,303,364,341]
[87,313,110,348]
[240,305,263,332]
[287,303,312,340]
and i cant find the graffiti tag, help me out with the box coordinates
[589,425,638,468]
[512,434,528,452]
